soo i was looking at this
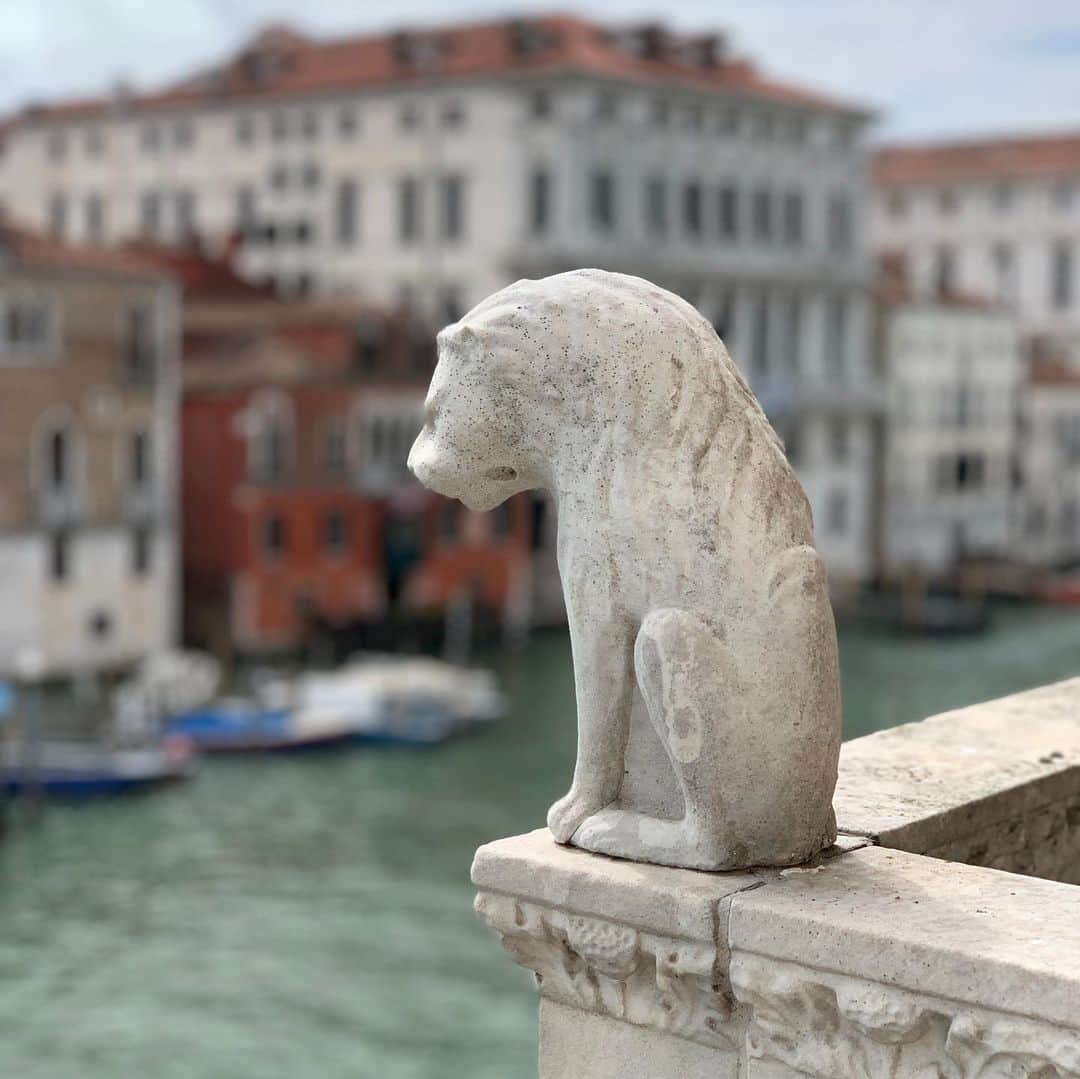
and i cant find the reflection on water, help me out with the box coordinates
[1,604,1078,1078]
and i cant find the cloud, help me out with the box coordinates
[0,0,1077,141]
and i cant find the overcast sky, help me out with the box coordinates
[1,0,1078,142]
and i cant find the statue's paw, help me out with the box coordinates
[547,788,605,844]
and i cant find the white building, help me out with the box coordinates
[0,225,179,677]
[872,133,1080,363]
[877,272,1023,575]
[0,16,882,582]
[1018,358,1080,568]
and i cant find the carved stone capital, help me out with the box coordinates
[474,891,740,1050]
[732,953,1080,1078]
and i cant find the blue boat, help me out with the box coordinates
[164,699,355,753]
[1,738,195,798]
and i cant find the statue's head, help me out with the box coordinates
[407,321,539,512]
[409,268,781,511]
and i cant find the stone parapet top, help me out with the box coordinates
[729,844,1080,1031]
[835,676,1080,854]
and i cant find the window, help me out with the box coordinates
[270,164,289,191]
[438,500,459,541]
[235,112,255,144]
[683,102,705,132]
[645,177,667,237]
[173,119,194,148]
[827,192,853,253]
[683,181,703,240]
[934,246,955,293]
[938,188,958,214]
[5,298,51,355]
[140,190,162,237]
[529,167,551,236]
[492,502,513,541]
[48,193,67,238]
[825,490,848,536]
[84,127,104,156]
[140,124,160,152]
[49,531,70,582]
[589,169,616,233]
[528,89,552,120]
[399,101,421,130]
[336,179,359,245]
[44,426,71,493]
[263,515,286,560]
[887,191,907,219]
[131,525,152,575]
[302,162,321,189]
[439,286,463,326]
[993,242,1013,302]
[936,453,985,492]
[651,97,671,127]
[439,174,465,242]
[828,418,848,463]
[338,105,359,137]
[825,295,847,375]
[251,398,292,484]
[782,190,803,247]
[750,292,769,378]
[398,176,421,243]
[717,184,739,241]
[712,290,733,342]
[46,129,67,161]
[271,111,289,141]
[130,429,151,491]
[441,99,465,128]
[992,182,1012,211]
[1053,180,1074,210]
[1052,240,1073,310]
[301,109,319,140]
[751,187,772,242]
[353,321,384,373]
[85,193,105,242]
[324,422,348,479]
[323,510,347,553]
[783,293,802,375]
[235,186,256,234]
[175,189,196,239]
[124,306,156,385]
[715,106,739,135]
[752,110,776,140]
[593,91,617,123]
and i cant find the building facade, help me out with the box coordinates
[171,273,533,653]
[877,274,1023,575]
[0,16,882,581]
[1018,359,1080,569]
[0,226,179,676]
[872,133,1080,363]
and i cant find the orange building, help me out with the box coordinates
[146,247,532,654]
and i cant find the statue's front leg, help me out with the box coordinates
[547,604,636,843]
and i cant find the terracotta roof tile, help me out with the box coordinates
[874,132,1080,187]
[0,223,172,280]
[8,15,866,126]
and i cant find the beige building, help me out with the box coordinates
[0,225,179,676]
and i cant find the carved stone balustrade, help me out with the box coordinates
[473,678,1080,1078]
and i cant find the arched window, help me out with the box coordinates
[47,427,69,491]
[248,393,293,484]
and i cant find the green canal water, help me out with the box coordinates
[2,604,1079,1078]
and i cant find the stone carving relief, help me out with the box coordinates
[410,269,841,870]
[473,891,742,1051]
[731,954,1080,1078]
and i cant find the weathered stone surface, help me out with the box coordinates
[836,678,1080,881]
[539,1000,737,1079]
[729,845,1080,1031]
[410,269,841,870]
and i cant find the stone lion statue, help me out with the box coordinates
[408,269,841,871]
